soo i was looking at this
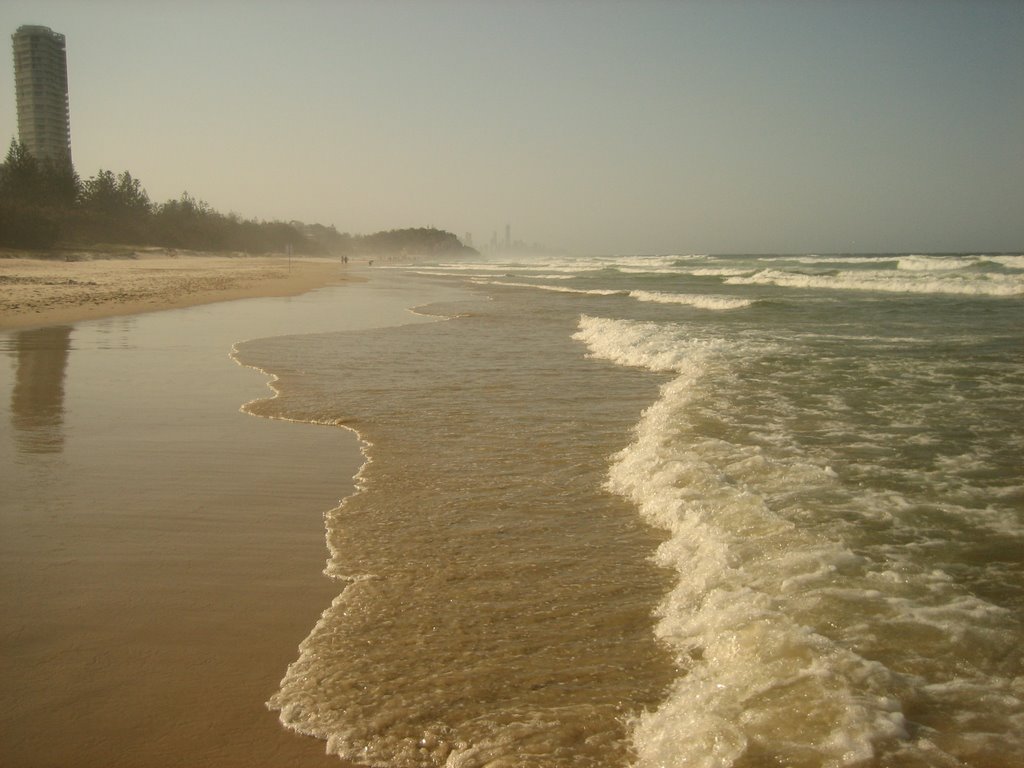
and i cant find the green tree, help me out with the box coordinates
[0,140,80,208]
[117,171,150,213]
[81,169,119,212]
[0,139,71,247]
[40,155,80,208]
[81,169,151,215]
[0,139,43,204]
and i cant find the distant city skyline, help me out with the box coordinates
[2,2,1022,255]
[11,24,71,163]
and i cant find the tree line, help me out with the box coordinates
[0,139,475,258]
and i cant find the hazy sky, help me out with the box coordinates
[2,1,1022,255]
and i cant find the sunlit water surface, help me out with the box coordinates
[238,253,1024,768]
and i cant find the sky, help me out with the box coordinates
[2,1,1022,255]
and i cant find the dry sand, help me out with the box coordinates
[0,253,401,767]
[0,248,351,331]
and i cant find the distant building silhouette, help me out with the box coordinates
[11,25,72,162]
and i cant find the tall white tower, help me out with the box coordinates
[11,25,72,162]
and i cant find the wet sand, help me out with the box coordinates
[0,270,452,767]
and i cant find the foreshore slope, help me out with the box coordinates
[1,258,405,767]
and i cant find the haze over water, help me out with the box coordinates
[2,2,1021,254]
[237,252,1024,767]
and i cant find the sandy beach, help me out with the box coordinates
[0,249,350,331]
[0,258,451,767]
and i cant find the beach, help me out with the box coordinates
[4,251,1022,767]
[0,249,350,331]
[0,257,458,767]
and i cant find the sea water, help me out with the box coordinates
[236,253,1023,767]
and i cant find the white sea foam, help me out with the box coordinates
[990,254,1024,269]
[897,255,975,271]
[455,261,610,275]
[572,314,1024,766]
[501,255,702,276]
[412,270,496,279]
[610,254,707,269]
[762,255,899,266]
[428,263,517,272]
[573,316,911,766]
[573,315,727,372]
[726,268,1024,296]
[683,267,756,277]
[440,254,709,276]
[629,291,753,310]
[472,279,624,296]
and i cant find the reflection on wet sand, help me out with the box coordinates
[10,326,72,454]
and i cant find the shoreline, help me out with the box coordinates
[0,265,437,767]
[0,249,355,330]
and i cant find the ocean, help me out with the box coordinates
[235,253,1024,768]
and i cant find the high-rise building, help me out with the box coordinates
[11,25,72,163]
